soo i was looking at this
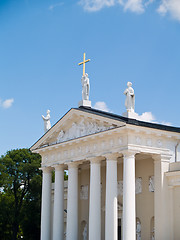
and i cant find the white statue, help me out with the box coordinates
[42,110,51,133]
[124,82,135,112]
[82,223,87,240]
[135,178,142,194]
[136,220,141,240]
[81,73,90,101]
[149,176,155,192]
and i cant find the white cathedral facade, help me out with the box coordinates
[31,64,180,240]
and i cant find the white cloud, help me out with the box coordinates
[157,0,180,21]
[136,111,172,125]
[145,0,155,7]
[137,111,155,122]
[94,101,110,112]
[93,103,171,126]
[78,0,149,13]
[0,98,14,109]
[78,0,180,22]
[124,0,144,14]
[49,2,64,11]
[78,0,115,12]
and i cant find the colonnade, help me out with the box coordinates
[41,152,137,240]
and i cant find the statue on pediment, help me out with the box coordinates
[124,82,135,112]
[42,110,51,133]
[81,73,90,101]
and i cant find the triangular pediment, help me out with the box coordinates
[30,107,127,151]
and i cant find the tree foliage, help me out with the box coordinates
[0,148,42,240]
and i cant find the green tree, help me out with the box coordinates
[21,174,42,240]
[0,148,41,240]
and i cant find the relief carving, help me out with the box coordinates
[57,120,114,143]
[80,185,88,200]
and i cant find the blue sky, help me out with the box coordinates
[0,0,180,156]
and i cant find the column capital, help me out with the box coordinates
[104,153,119,161]
[53,164,64,171]
[40,166,53,173]
[88,156,105,164]
[67,161,79,169]
[122,150,137,159]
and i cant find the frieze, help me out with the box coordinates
[135,136,141,145]
[57,120,114,143]
[147,138,152,146]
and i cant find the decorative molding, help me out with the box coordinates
[57,120,114,143]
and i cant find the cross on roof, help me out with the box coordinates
[78,53,90,76]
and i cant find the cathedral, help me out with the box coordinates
[30,54,180,240]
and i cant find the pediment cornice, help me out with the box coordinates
[30,108,125,151]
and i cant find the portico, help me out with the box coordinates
[30,105,180,240]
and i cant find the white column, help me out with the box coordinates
[66,162,78,240]
[105,154,118,240]
[169,186,174,240]
[89,157,102,240]
[154,154,171,240]
[41,167,52,240]
[122,152,136,240]
[53,165,64,240]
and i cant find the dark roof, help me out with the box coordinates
[77,106,180,134]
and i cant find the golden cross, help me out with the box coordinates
[78,53,90,76]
